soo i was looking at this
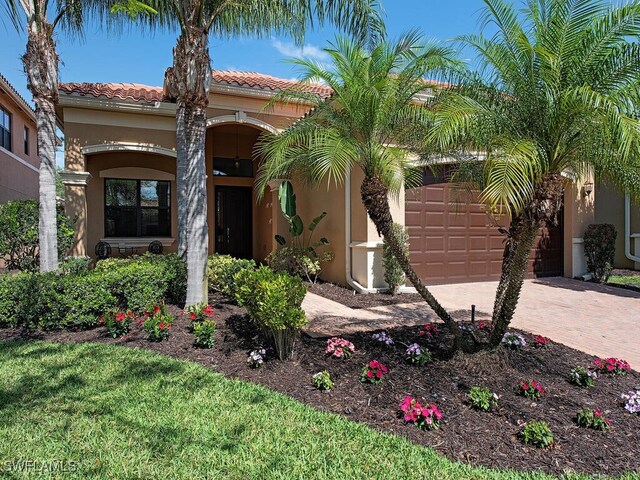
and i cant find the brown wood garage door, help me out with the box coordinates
[405,183,563,285]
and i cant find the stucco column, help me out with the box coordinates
[268,179,287,253]
[60,170,92,257]
[563,175,595,278]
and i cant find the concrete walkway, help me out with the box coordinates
[303,277,640,368]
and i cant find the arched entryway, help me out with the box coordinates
[205,123,277,262]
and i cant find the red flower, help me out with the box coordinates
[189,312,197,320]
[116,312,126,322]
[153,305,161,315]
[159,322,165,329]
[375,370,383,379]
[203,305,215,317]
[522,383,529,391]
[606,364,615,371]
[366,370,374,379]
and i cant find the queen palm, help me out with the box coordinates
[255,33,468,348]
[136,0,383,306]
[427,0,640,346]
[2,0,152,273]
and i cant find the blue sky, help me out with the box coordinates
[1,0,487,104]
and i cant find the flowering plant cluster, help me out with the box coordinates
[325,337,355,359]
[405,343,431,366]
[247,348,266,368]
[371,331,394,346]
[312,370,334,391]
[193,320,216,348]
[533,335,550,349]
[399,396,442,430]
[621,390,640,414]
[361,360,388,384]
[502,332,527,349]
[185,303,215,324]
[141,305,173,341]
[477,321,491,331]
[100,308,134,338]
[594,357,631,376]
[519,420,554,448]
[569,367,597,388]
[576,408,611,430]
[468,386,500,412]
[518,380,545,400]
[419,323,440,338]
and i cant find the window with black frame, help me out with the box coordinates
[0,106,11,151]
[104,179,171,237]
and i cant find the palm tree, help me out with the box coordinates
[2,0,150,273]
[136,0,384,306]
[427,0,640,347]
[255,33,469,348]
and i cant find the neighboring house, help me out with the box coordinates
[56,70,637,291]
[0,73,39,203]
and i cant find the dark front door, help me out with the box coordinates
[215,186,253,259]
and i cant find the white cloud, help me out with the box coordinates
[271,39,329,61]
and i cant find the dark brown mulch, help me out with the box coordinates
[308,281,422,309]
[1,293,639,477]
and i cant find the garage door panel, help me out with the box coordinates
[406,182,563,285]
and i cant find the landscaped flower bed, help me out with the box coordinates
[0,291,639,477]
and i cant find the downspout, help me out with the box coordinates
[344,170,377,293]
[624,193,640,263]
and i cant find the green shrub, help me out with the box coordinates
[141,253,187,306]
[0,253,183,330]
[193,320,216,348]
[383,223,409,295]
[61,273,117,328]
[519,420,554,448]
[576,407,611,430]
[312,370,334,391]
[207,254,255,298]
[235,266,308,360]
[584,224,617,282]
[60,256,91,276]
[267,246,334,283]
[0,272,66,330]
[94,257,170,312]
[468,386,499,412]
[0,199,74,271]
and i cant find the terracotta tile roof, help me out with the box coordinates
[0,73,36,120]
[59,71,333,104]
[59,82,166,103]
[212,70,333,98]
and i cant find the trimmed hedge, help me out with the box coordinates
[207,254,255,298]
[0,253,186,330]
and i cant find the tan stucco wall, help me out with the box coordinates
[0,89,38,202]
[595,182,640,269]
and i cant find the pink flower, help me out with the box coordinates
[366,370,374,379]
[606,364,615,371]
[399,396,413,412]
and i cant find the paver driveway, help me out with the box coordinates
[303,277,640,368]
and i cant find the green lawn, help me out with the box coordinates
[0,341,630,480]
[608,275,640,289]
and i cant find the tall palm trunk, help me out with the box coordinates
[360,176,463,350]
[23,24,59,272]
[489,173,565,346]
[167,27,211,306]
[175,101,188,258]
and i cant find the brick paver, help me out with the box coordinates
[303,277,640,368]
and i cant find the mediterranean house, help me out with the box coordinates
[0,73,39,203]
[56,70,640,291]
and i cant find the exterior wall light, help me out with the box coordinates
[583,181,594,197]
